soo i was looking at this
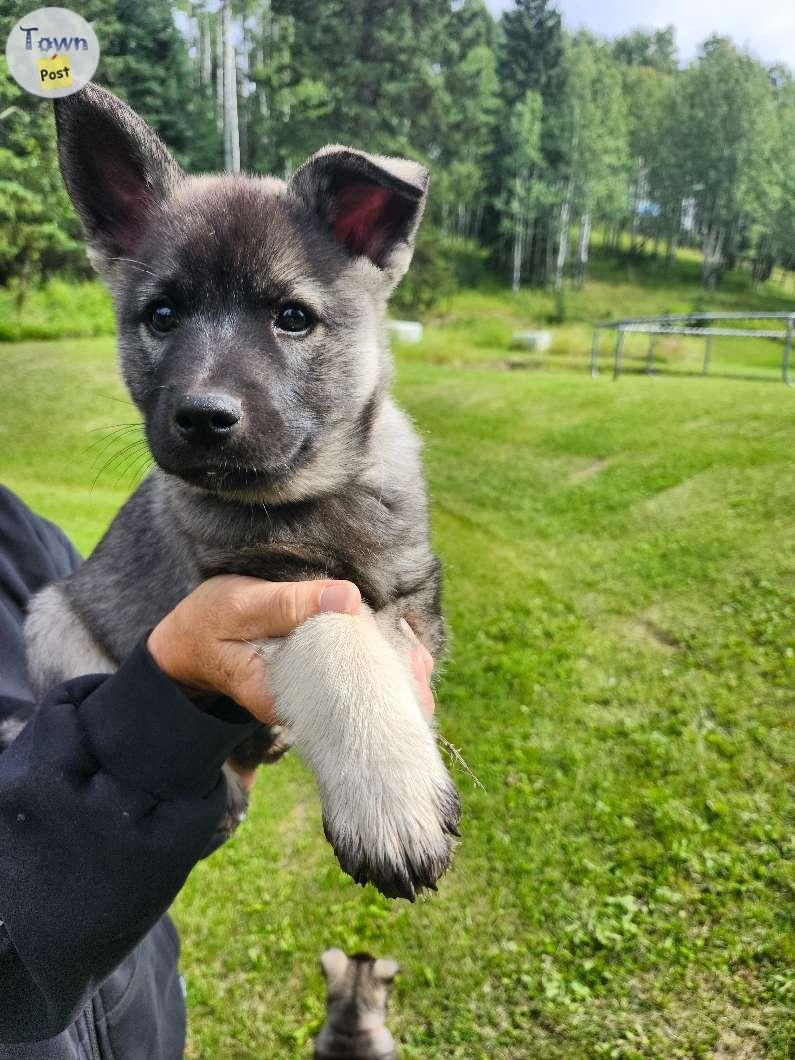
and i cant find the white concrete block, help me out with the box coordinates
[387,319,424,344]
[512,329,552,352]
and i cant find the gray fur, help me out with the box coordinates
[25,582,114,699]
[315,949,399,1060]
[24,84,459,898]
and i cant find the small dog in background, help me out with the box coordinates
[24,85,461,899]
[315,949,400,1060]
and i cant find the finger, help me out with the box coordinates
[219,577,362,639]
[417,642,434,682]
[400,618,435,676]
[405,638,436,720]
[414,667,436,720]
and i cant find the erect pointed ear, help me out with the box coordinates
[54,84,182,273]
[320,948,349,985]
[289,146,429,289]
[373,958,401,983]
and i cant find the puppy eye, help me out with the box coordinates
[147,300,179,335]
[274,303,313,335]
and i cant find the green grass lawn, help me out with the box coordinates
[1,325,793,1057]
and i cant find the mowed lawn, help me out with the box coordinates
[1,333,793,1058]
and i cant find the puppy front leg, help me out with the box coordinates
[260,609,461,900]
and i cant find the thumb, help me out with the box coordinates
[221,577,362,639]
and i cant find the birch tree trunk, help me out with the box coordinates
[511,174,525,293]
[575,211,591,287]
[554,194,571,291]
[701,224,723,289]
[215,11,224,134]
[511,213,524,292]
[666,211,679,267]
[630,158,642,256]
[200,12,212,87]
[222,1,240,174]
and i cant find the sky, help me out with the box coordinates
[485,0,795,67]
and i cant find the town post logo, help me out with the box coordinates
[37,54,73,90]
[5,8,99,99]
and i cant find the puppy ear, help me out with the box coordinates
[289,146,429,289]
[320,948,349,985]
[54,84,182,273]
[373,958,400,983]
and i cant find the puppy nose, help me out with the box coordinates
[174,393,242,442]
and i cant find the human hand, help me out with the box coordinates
[147,577,437,727]
[401,618,436,721]
[147,576,362,723]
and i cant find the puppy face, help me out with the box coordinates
[320,948,400,1027]
[54,86,428,502]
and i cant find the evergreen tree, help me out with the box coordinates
[497,0,563,107]
[85,0,212,168]
[0,58,81,299]
[436,0,500,238]
[490,0,564,284]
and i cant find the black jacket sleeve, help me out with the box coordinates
[0,642,259,1044]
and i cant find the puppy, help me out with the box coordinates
[315,949,400,1060]
[24,85,460,900]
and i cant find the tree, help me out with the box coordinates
[671,38,776,287]
[613,27,678,75]
[0,59,81,302]
[220,0,240,171]
[499,90,544,290]
[488,0,564,285]
[80,0,210,168]
[436,0,500,239]
[497,0,563,108]
[758,69,795,278]
[545,35,630,288]
[617,62,673,256]
[267,0,448,160]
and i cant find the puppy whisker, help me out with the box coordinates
[94,392,137,407]
[86,428,145,464]
[91,439,150,491]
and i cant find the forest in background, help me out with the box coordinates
[2,0,795,309]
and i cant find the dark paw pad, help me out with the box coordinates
[323,782,461,901]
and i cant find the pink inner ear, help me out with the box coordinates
[332,182,395,263]
[98,156,151,253]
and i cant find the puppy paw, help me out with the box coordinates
[218,761,250,839]
[264,612,462,899]
[230,724,294,769]
[323,766,461,900]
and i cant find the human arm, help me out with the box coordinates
[0,576,363,1043]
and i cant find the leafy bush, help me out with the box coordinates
[0,280,114,341]
[390,228,490,317]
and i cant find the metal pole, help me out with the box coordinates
[702,334,713,376]
[590,326,601,377]
[784,316,794,387]
[645,332,656,375]
[613,328,625,381]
